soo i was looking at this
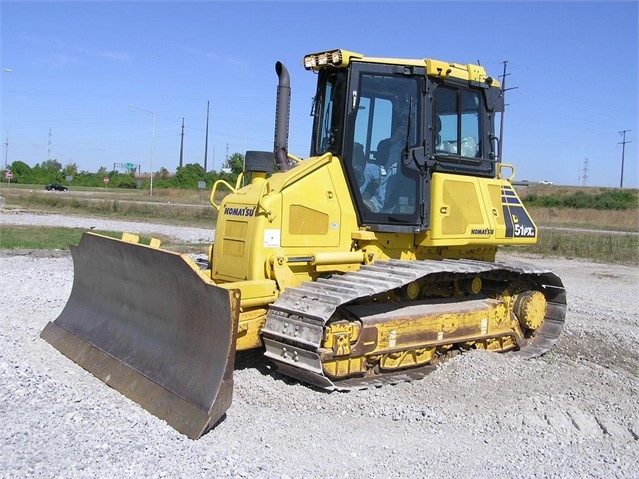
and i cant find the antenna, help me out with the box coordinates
[498,61,518,158]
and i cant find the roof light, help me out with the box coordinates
[302,50,343,70]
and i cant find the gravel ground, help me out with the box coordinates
[1,211,638,478]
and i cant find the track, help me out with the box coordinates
[262,258,567,390]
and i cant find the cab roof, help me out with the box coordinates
[302,49,500,88]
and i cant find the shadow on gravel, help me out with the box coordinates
[233,348,330,391]
[233,349,271,374]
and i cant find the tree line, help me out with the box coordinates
[1,153,246,190]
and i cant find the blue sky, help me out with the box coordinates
[1,0,637,187]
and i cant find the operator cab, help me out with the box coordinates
[306,50,503,233]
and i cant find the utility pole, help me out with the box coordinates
[618,129,631,188]
[204,101,210,172]
[48,128,52,162]
[179,118,185,168]
[4,133,8,170]
[129,104,155,197]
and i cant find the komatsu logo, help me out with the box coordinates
[224,206,256,217]
[471,228,494,235]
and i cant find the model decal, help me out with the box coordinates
[501,186,536,238]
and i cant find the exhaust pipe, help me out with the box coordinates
[274,61,290,171]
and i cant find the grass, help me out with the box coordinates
[527,207,638,232]
[521,187,637,210]
[0,225,204,253]
[506,229,638,265]
[0,226,102,250]
[0,186,216,254]
[0,185,218,227]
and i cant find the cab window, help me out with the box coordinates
[435,87,481,158]
[350,73,420,219]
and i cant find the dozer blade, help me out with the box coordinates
[40,232,240,439]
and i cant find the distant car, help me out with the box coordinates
[45,183,68,191]
[540,180,553,185]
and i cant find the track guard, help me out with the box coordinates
[41,232,240,439]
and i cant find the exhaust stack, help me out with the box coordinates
[274,61,290,171]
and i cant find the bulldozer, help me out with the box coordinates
[41,49,567,439]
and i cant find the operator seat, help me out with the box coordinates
[375,138,391,166]
[360,138,392,201]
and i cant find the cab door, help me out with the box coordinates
[341,62,425,231]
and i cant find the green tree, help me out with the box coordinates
[217,152,245,186]
[9,160,33,183]
[62,163,79,176]
[40,159,63,171]
[159,166,171,180]
[169,163,206,189]
[30,159,63,184]
[227,153,244,174]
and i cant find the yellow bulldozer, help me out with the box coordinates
[41,49,567,439]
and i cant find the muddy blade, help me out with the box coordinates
[40,232,240,440]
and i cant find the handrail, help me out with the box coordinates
[287,152,303,164]
[209,173,244,210]
[498,162,516,182]
[256,179,272,220]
